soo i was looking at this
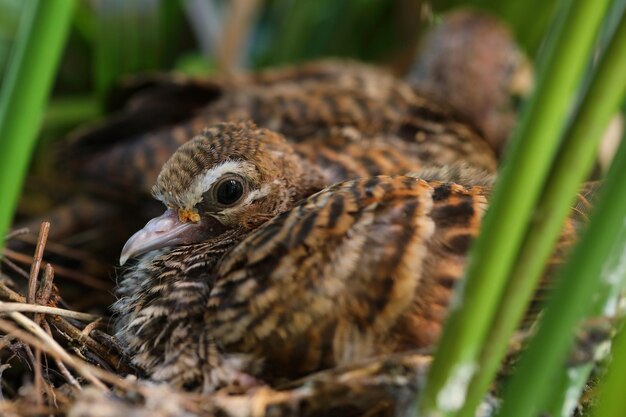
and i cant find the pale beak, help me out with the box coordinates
[120,209,213,265]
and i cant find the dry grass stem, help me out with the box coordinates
[80,319,102,339]
[42,320,82,391]
[0,302,100,322]
[3,248,109,290]
[5,227,30,240]
[2,256,32,280]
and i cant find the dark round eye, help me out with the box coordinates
[215,178,244,206]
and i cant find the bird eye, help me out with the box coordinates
[214,177,245,206]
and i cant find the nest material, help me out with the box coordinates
[0,222,446,417]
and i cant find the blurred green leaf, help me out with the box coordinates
[0,0,74,251]
[592,320,626,417]
[420,0,612,415]
[43,96,100,132]
[174,52,216,76]
[498,105,626,417]
[253,0,422,67]
[92,0,189,101]
[0,0,25,79]
[459,4,626,415]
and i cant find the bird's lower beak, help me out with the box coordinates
[120,209,209,265]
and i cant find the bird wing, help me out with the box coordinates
[208,176,594,379]
[208,175,489,378]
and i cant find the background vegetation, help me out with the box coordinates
[0,1,625,416]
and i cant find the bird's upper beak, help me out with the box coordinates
[120,209,216,265]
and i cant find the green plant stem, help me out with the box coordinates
[418,1,610,414]
[550,235,626,416]
[93,1,166,99]
[93,2,122,99]
[0,0,75,252]
[592,321,626,417]
[543,194,626,416]
[458,7,626,417]
[546,364,595,417]
[496,103,626,417]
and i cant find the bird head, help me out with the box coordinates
[119,121,324,265]
[408,9,533,155]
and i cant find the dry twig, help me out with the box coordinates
[0,277,131,373]
[42,320,82,391]
[20,226,53,410]
[6,311,107,390]
[0,318,140,393]
[27,222,50,304]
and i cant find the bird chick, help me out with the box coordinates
[63,59,497,195]
[114,122,326,383]
[409,8,533,155]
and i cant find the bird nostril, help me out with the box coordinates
[178,208,200,223]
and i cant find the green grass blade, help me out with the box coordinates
[418,0,611,415]
[545,363,596,417]
[93,0,163,100]
[496,93,626,417]
[0,0,25,79]
[0,0,75,252]
[542,227,626,417]
[591,321,626,417]
[458,6,626,416]
[547,195,626,415]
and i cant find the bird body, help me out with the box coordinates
[38,10,527,270]
[409,9,532,155]
[65,60,496,195]
[26,60,499,278]
[114,122,584,390]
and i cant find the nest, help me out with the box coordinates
[0,222,455,417]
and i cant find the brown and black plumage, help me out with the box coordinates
[43,60,495,266]
[35,11,527,267]
[409,9,532,155]
[65,60,496,195]
[65,8,531,194]
[114,122,587,391]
